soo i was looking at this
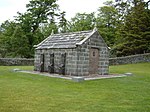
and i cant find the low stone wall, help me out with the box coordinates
[0,53,150,66]
[109,53,150,65]
[0,58,34,66]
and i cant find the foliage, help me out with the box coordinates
[10,26,31,57]
[0,63,150,111]
[0,0,150,57]
[58,11,68,33]
[67,13,96,32]
[96,1,118,47]
[0,21,16,57]
[113,0,150,56]
[0,0,61,58]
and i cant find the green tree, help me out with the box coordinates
[0,0,61,58]
[40,22,58,38]
[14,0,60,57]
[114,0,150,56]
[58,11,68,33]
[67,13,95,32]
[96,1,118,47]
[25,0,59,33]
[0,20,16,57]
[10,26,30,58]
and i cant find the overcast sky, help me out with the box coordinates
[0,0,105,24]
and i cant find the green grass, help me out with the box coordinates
[0,63,150,112]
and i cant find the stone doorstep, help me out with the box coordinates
[18,71,126,81]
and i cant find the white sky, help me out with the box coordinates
[57,0,104,19]
[0,0,105,24]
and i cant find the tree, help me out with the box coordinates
[114,0,150,56]
[0,20,16,57]
[25,0,59,33]
[40,22,58,38]
[10,26,31,58]
[14,0,60,57]
[96,1,118,47]
[67,13,95,32]
[58,11,68,33]
[0,0,61,58]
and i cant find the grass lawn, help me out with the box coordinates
[0,63,150,112]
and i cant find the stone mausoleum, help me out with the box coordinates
[34,28,109,76]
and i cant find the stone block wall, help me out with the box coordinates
[76,31,109,75]
[0,58,34,66]
[34,49,78,76]
[109,53,150,65]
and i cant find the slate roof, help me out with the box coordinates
[35,28,97,49]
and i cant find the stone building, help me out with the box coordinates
[34,28,109,76]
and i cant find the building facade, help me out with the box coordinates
[34,28,109,76]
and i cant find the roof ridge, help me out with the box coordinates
[53,30,93,35]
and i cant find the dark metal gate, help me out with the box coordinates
[59,53,66,75]
[48,53,54,73]
[48,53,66,75]
[40,54,44,72]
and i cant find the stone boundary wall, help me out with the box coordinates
[109,53,150,65]
[0,53,149,66]
[0,58,34,66]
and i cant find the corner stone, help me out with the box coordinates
[72,77,84,82]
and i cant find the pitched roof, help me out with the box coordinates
[35,28,97,49]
